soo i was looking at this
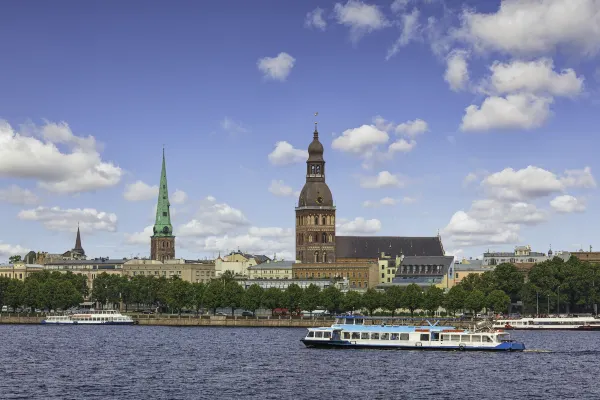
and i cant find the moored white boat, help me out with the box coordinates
[41,309,136,325]
[301,316,525,351]
[493,316,600,331]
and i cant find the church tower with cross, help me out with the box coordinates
[151,148,175,262]
[295,115,336,263]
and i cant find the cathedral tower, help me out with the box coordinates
[295,121,336,263]
[151,148,175,262]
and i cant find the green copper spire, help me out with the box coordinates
[153,148,173,237]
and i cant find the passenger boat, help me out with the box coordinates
[301,316,525,351]
[41,309,136,325]
[493,316,600,331]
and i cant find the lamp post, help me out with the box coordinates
[547,294,550,315]
[536,291,539,317]
[557,285,561,316]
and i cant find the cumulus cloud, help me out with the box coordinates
[360,171,405,189]
[402,196,417,204]
[257,52,296,81]
[268,141,308,166]
[0,243,29,258]
[124,225,153,245]
[386,8,421,60]
[444,49,470,91]
[395,118,429,137]
[305,7,327,30]
[333,0,390,42]
[221,117,248,134]
[269,180,295,197]
[550,195,586,213]
[171,190,188,204]
[332,124,389,154]
[178,196,250,238]
[123,181,158,202]
[0,185,39,205]
[18,206,118,232]
[0,120,122,194]
[363,197,398,207]
[336,217,382,235]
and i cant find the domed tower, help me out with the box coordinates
[295,121,336,263]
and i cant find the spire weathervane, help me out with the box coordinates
[314,112,318,130]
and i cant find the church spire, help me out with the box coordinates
[153,148,173,238]
[74,223,83,251]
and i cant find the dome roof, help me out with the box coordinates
[298,181,333,207]
[307,130,324,161]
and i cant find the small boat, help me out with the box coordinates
[301,316,525,351]
[41,309,137,325]
[493,316,600,331]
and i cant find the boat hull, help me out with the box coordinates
[41,320,137,325]
[498,326,600,331]
[301,339,525,352]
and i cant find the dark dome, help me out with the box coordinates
[307,132,324,161]
[298,181,333,207]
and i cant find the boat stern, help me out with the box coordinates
[495,341,525,351]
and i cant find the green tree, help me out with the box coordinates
[486,289,511,314]
[0,276,12,310]
[22,278,41,312]
[362,288,383,316]
[5,279,23,311]
[464,289,486,315]
[191,282,207,315]
[283,284,303,315]
[444,285,466,316]
[222,281,245,316]
[262,287,283,316]
[241,284,263,314]
[55,281,82,310]
[384,286,404,317]
[342,290,362,314]
[9,255,22,264]
[204,279,224,315]
[493,263,524,301]
[321,286,343,315]
[422,286,444,316]
[166,277,192,315]
[402,284,423,317]
[300,284,321,316]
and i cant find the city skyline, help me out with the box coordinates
[1,0,600,262]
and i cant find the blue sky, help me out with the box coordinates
[1,0,600,262]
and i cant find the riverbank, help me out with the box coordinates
[0,314,473,328]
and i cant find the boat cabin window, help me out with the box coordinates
[460,335,471,342]
[420,334,429,341]
[381,333,389,340]
[351,332,360,339]
[361,333,369,340]
[308,331,315,337]
[354,319,364,325]
[483,336,493,342]
[497,334,509,342]
[451,335,460,341]
[400,333,409,341]
[441,334,449,341]
[343,332,350,339]
[471,335,481,342]
[323,332,331,339]
[390,333,399,340]
[315,332,323,338]
[371,333,379,340]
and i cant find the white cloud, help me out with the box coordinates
[461,93,553,132]
[388,138,416,153]
[395,118,429,137]
[363,197,398,207]
[482,166,595,202]
[0,243,29,258]
[333,0,390,42]
[550,195,586,213]
[123,181,158,202]
[455,0,600,57]
[463,169,489,187]
[269,180,295,197]
[305,7,327,30]
[360,171,405,189]
[0,120,122,194]
[386,8,421,60]
[221,117,248,134]
[390,0,410,13]
[178,197,250,238]
[336,217,382,235]
[481,58,584,97]
[0,185,39,205]
[444,49,470,91]
[124,225,153,245]
[268,141,308,166]
[257,52,296,81]
[402,196,417,204]
[18,206,118,232]
[171,190,188,204]
[332,124,389,154]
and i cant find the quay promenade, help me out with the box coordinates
[0,313,473,328]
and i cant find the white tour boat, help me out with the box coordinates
[41,309,136,325]
[301,316,525,351]
[493,315,600,331]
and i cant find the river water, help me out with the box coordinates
[0,325,598,399]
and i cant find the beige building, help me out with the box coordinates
[215,250,270,277]
[123,258,215,283]
[43,258,127,291]
[293,261,379,290]
[0,262,44,281]
[248,260,294,280]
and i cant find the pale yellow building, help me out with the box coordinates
[43,258,128,292]
[0,262,44,281]
[123,258,215,283]
[248,260,294,280]
[215,250,271,277]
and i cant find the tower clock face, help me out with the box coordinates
[316,196,323,204]
[162,226,170,234]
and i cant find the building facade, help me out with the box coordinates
[0,262,44,281]
[295,124,336,264]
[123,258,215,283]
[151,149,175,262]
[43,258,127,291]
[248,260,294,280]
[293,261,379,290]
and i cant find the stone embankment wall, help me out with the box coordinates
[0,315,43,324]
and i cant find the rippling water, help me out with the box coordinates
[1,325,599,399]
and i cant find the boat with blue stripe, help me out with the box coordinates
[301,316,525,352]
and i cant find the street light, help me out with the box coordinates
[557,285,561,316]
[536,291,539,317]
[547,294,550,315]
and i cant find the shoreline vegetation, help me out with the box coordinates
[1,256,598,319]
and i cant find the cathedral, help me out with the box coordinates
[150,149,175,262]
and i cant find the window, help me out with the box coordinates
[314,251,319,263]
[323,252,327,263]
[308,331,315,338]
[420,334,430,341]
[371,333,380,340]
[381,333,389,340]
[323,332,331,339]
[315,332,323,338]
[322,217,326,225]
[400,333,409,341]
[163,212,167,216]
[328,234,333,242]
[361,332,369,340]
[314,216,319,225]
[316,165,321,174]
[456,273,460,279]
[351,332,360,339]
[322,233,326,243]
[343,332,350,339]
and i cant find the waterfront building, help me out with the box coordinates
[248,260,294,280]
[0,262,44,281]
[33,226,88,264]
[123,258,215,283]
[151,149,175,262]
[238,278,348,291]
[385,255,455,289]
[293,261,378,291]
[215,250,271,277]
[482,245,571,272]
[451,259,491,287]
[570,249,600,263]
[43,258,126,291]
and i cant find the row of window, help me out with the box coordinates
[296,215,335,226]
[295,270,366,279]
[309,332,495,343]
[297,232,334,245]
